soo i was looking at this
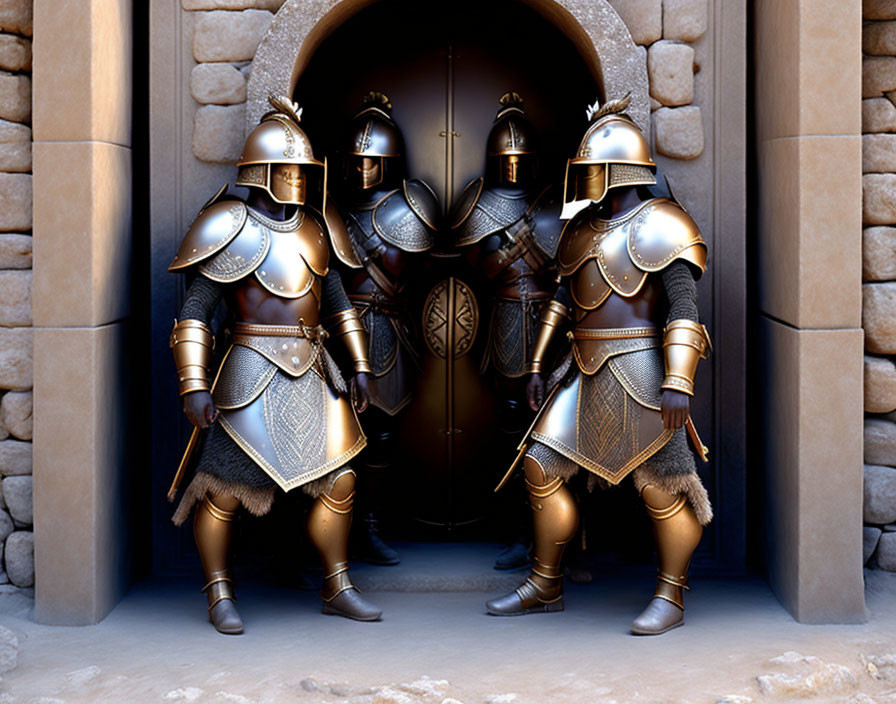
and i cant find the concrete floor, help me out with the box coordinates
[0,544,894,704]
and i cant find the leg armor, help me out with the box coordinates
[193,493,243,635]
[630,484,702,635]
[486,453,578,615]
[307,468,382,622]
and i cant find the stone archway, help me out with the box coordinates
[245,0,649,135]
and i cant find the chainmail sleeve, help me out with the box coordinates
[320,268,353,319]
[661,260,699,324]
[179,274,225,324]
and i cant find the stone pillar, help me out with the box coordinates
[755,0,865,622]
[31,0,133,625]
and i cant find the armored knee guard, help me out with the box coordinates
[193,493,243,635]
[486,454,578,615]
[307,469,382,622]
[631,484,702,635]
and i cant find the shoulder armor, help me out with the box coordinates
[169,199,248,271]
[449,177,483,230]
[198,216,270,283]
[372,180,438,253]
[528,187,564,259]
[454,185,531,247]
[558,199,706,301]
[627,199,706,276]
[323,198,363,269]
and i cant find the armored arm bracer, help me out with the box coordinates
[170,319,215,396]
[661,320,711,396]
[529,298,569,374]
[329,308,372,374]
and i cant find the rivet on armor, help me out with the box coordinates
[291,356,300,366]
[282,343,288,351]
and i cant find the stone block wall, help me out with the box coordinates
[0,0,33,595]
[863,1,896,571]
[184,0,707,164]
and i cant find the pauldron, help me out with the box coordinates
[557,198,707,311]
[452,178,532,247]
[343,179,438,264]
[169,199,332,300]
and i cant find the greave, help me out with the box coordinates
[194,493,239,610]
[524,455,578,603]
[307,469,356,602]
[641,484,702,609]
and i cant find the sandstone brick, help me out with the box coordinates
[0,1,32,36]
[865,134,896,173]
[866,463,896,524]
[2,476,29,525]
[193,103,245,163]
[866,526,883,564]
[863,98,896,133]
[866,0,896,20]
[877,531,896,570]
[0,271,29,327]
[0,327,30,390]
[663,0,708,41]
[864,57,896,98]
[0,173,29,231]
[0,439,28,476]
[654,106,704,160]
[193,10,273,63]
[183,0,285,9]
[866,421,896,466]
[4,531,31,588]
[864,227,896,281]
[865,283,896,353]
[191,63,247,105]
[0,72,28,123]
[865,20,896,55]
[0,234,29,269]
[866,356,896,413]
[864,173,896,225]
[0,118,29,172]
[1,391,30,440]
[607,0,661,45]
[0,35,29,72]
[648,41,694,107]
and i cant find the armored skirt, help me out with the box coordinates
[354,303,417,416]
[173,323,366,525]
[524,327,712,525]
[482,295,549,378]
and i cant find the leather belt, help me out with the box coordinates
[233,321,327,340]
[571,326,658,340]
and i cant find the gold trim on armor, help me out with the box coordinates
[529,299,568,374]
[643,492,687,521]
[203,497,237,522]
[571,326,657,340]
[233,321,328,340]
[525,476,564,499]
[170,318,215,396]
[662,319,712,396]
[329,308,373,374]
[320,491,355,515]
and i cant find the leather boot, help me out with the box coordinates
[307,469,382,622]
[486,455,578,616]
[631,484,702,635]
[357,512,400,566]
[194,493,244,635]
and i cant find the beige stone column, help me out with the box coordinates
[755,0,866,622]
[31,0,133,624]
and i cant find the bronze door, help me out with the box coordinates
[295,0,601,529]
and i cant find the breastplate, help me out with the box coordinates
[199,207,329,301]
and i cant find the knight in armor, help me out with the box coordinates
[168,96,382,634]
[485,96,713,635]
[334,93,439,565]
[451,93,564,569]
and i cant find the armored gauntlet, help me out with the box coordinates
[661,319,711,396]
[329,308,373,374]
[528,300,568,374]
[170,319,215,395]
